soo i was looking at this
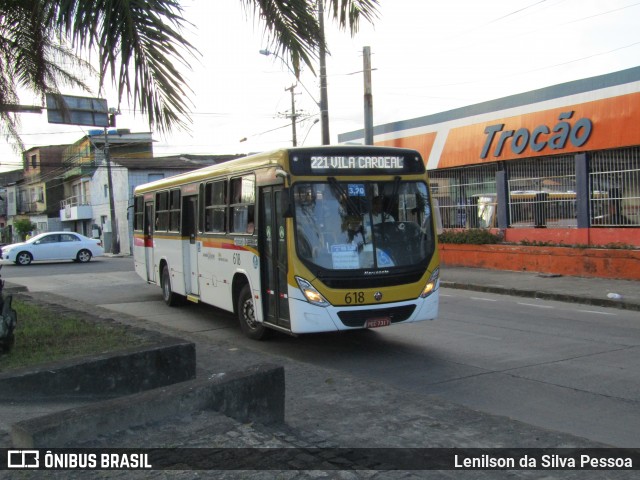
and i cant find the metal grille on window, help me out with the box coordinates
[506,156,576,228]
[590,147,640,227]
[429,164,497,228]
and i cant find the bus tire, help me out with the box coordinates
[237,284,268,340]
[161,265,184,307]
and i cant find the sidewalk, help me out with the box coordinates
[440,266,640,311]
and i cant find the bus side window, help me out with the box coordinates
[155,191,169,231]
[169,189,181,231]
[133,196,144,231]
[246,205,255,234]
[204,180,227,233]
[230,175,255,234]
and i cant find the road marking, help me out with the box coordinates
[470,297,497,302]
[517,302,554,309]
[576,309,617,316]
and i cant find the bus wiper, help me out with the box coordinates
[328,177,361,216]
[388,176,401,214]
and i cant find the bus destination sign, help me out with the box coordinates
[290,148,425,175]
[311,155,404,170]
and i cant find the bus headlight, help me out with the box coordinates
[420,267,439,298]
[295,276,330,307]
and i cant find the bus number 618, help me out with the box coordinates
[345,291,365,304]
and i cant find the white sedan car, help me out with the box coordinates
[1,232,105,265]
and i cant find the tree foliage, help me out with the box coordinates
[0,0,378,151]
[12,218,36,239]
[241,0,379,77]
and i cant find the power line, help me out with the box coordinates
[501,39,640,78]
[410,1,639,61]
[484,0,549,25]
[441,0,551,42]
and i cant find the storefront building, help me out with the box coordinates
[338,67,640,248]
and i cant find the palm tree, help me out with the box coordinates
[0,0,378,152]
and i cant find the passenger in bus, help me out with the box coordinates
[372,196,395,224]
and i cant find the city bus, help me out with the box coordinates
[132,146,440,339]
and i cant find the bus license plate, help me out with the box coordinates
[365,317,391,329]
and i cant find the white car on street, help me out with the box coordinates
[1,232,104,265]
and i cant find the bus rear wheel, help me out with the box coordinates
[237,284,268,340]
[161,265,184,307]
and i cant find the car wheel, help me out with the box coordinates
[15,251,33,266]
[161,265,184,306]
[237,284,269,340]
[76,249,92,263]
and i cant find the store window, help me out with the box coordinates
[590,147,640,227]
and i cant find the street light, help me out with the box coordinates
[259,49,319,106]
[302,118,320,145]
[259,40,330,145]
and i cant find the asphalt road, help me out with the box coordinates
[3,256,639,447]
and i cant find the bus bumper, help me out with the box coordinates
[287,288,439,334]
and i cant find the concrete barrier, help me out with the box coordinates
[439,243,640,280]
[0,338,196,400]
[11,363,285,448]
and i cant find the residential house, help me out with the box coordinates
[7,145,67,242]
[90,154,242,254]
[1,128,242,254]
[0,170,25,244]
[58,129,154,249]
[56,130,241,254]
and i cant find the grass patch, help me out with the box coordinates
[0,298,147,372]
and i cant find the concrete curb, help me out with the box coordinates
[440,281,640,311]
[1,289,198,400]
[10,363,285,448]
[1,284,28,294]
[0,338,196,401]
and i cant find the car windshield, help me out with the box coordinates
[293,180,436,272]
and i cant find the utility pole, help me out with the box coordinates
[285,84,298,146]
[318,0,330,145]
[363,46,374,145]
[104,122,120,255]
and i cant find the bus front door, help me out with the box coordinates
[260,186,290,330]
[182,195,200,297]
[144,201,155,282]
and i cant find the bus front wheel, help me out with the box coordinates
[161,265,184,307]
[237,284,268,340]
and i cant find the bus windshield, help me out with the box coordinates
[293,180,436,272]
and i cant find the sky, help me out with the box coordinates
[2,0,640,172]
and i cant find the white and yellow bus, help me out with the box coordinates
[133,146,440,339]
